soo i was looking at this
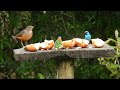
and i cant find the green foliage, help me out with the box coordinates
[38,73,45,79]
[98,30,120,79]
[75,59,111,79]
[1,11,120,79]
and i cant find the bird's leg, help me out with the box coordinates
[25,41,28,45]
[89,40,92,44]
[21,40,25,47]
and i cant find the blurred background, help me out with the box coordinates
[0,11,119,79]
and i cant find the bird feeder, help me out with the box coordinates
[13,44,115,79]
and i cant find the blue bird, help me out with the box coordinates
[84,31,91,41]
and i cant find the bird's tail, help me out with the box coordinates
[12,35,18,43]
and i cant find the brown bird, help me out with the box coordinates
[12,25,34,47]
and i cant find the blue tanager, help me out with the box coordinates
[84,31,91,41]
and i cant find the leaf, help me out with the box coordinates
[105,38,117,44]
[110,71,118,76]
[101,61,107,65]
[108,63,119,69]
[115,54,120,57]
[115,29,119,39]
[111,46,117,49]
[117,37,120,45]
[38,73,45,79]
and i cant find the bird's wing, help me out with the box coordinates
[55,40,62,48]
[15,29,26,37]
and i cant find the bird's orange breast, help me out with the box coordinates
[16,31,33,41]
